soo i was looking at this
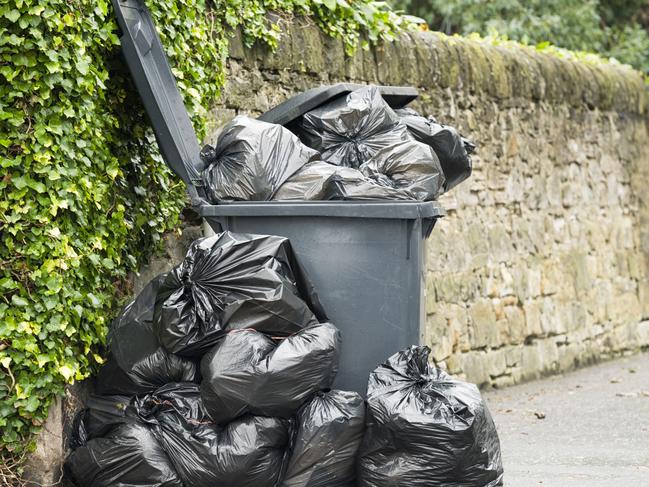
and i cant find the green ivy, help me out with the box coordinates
[0,0,409,468]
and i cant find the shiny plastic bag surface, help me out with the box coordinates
[358,346,504,487]
[282,390,366,487]
[273,161,412,201]
[201,116,319,202]
[297,86,445,200]
[70,394,132,449]
[96,274,197,395]
[136,383,290,487]
[65,422,183,487]
[201,322,340,425]
[154,232,325,357]
[395,107,474,192]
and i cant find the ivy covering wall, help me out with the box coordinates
[0,0,408,468]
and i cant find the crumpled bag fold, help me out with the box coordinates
[136,383,291,487]
[274,161,412,201]
[396,107,474,192]
[297,86,445,200]
[282,390,366,487]
[96,274,197,395]
[201,116,319,202]
[154,232,325,357]
[200,322,341,425]
[357,346,504,487]
[65,422,183,487]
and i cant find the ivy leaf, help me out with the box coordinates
[11,295,29,307]
[5,10,20,22]
[87,293,101,308]
[76,60,90,75]
[58,365,74,381]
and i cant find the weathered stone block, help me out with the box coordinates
[637,320,649,346]
[460,351,490,386]
[427,312,453,361]
[639,280,649,320]
[504,305,526,344]
[540,298,568,336]
[541,260,561,296]
[469,298,499,348]
[538,339,560,374]
[486,348,508,378]
[607,292,642,324]
[520,345,542,382]
[557,343,581,372]
[523,300,543,337]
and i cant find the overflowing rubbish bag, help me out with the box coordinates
[136,383,291,487]
[201,116,319,202]
[395,107,475,192]
[66,421,184,487]
[282,390,366,487]
[357,346,504,487]
[96,274,197,395]
[200,322,341,425]
[274,161,414,201]
[67,383,291,487]
[297,86,445,200]
[154,232,325,357]
[69,394,131,450]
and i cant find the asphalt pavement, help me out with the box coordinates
[484,352,649,487]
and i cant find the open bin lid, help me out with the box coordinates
[112,0,204,202]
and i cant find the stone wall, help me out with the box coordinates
[210,21,649,387]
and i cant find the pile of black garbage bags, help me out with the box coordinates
[66,231,503,487]
[200,85,475,203]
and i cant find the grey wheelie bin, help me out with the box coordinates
[113,0,445,394]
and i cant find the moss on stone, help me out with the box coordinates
[235,22,646,113]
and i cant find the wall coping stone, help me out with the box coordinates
[227,21,647,115]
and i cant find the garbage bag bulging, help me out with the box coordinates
[96,274,197,395]
[282,390,366,487]
[273,161,413,201]
[200,322,341,425]
[396,107,474,193]
[136,383,291,487]
[65,422,183,487]
[201,116,319,202]
[297,86,445,200]
[70,394,132,450]
[154,232,324,357]
[357,346,504,487]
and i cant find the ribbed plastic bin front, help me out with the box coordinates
[200,201,443,394]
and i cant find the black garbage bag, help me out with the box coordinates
[201,116,319,202]
[273,161,413,201]
[359,138,446,202]
[96,274,197,395]
[154,232,325,357]
[358,346,504,487]
[282,390,366,487]
[395,107,475,192]
[135,382,291,487]
[70,394,132,449]
[65,421,183,487]
[297,86,445,200]
[201,322,340,425]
